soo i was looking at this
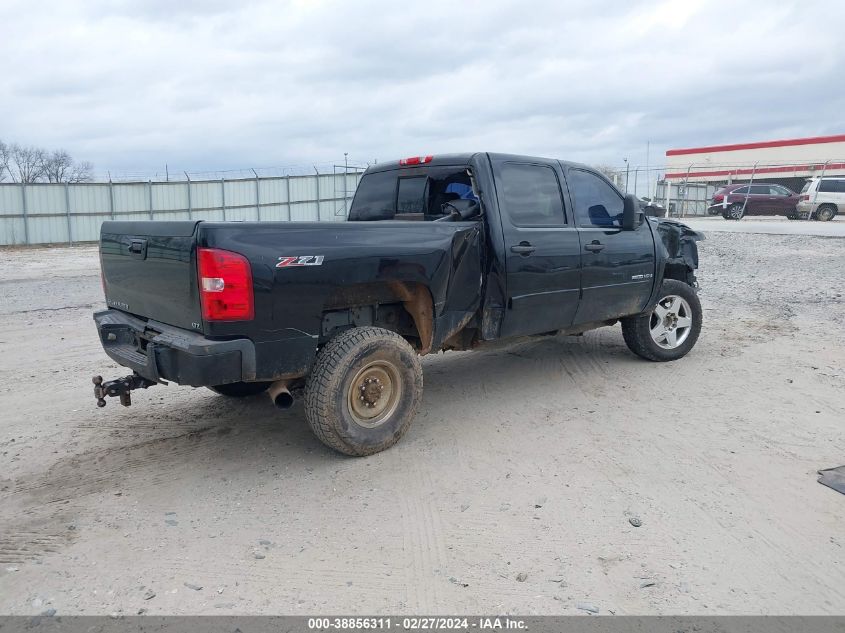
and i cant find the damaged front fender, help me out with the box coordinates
[652,217,705,287]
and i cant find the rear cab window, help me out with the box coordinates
[349,165,479,221]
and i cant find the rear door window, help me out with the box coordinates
[818,180,845,193]
[749,185,770,195]
[497,163,566,226]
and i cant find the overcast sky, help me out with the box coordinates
[2,0,844,177]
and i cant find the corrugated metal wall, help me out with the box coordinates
[0,172,363,246]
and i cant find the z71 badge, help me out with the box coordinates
[276,256,325,268]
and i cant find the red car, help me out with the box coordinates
[708,183,799,220]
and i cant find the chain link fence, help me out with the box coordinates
[602,159,845,218]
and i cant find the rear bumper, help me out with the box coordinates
[93,309,256,387]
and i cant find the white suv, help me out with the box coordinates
[796,177,844,221]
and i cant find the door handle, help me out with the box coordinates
[510,243,536,255]
[128,238,147,259]
[584,241,605,253]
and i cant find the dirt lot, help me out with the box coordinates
[1,228,844,616]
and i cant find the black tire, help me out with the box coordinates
[816,204,837,222]
[304,327,423,456]
[725,203,744,220]
[208,381,271,397]
[621,280,702,362]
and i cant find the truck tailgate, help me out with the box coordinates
[100,221,202,331]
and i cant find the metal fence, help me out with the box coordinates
[0,168,364,246]
[654,181,718,217]
[604,158,845,218]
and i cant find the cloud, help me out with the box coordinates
[1,0,843,177]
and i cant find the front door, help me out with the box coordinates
[494,160,582,338]
[563,167,656,324]
[746,184,772,215]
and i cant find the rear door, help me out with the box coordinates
[563,167,655,324]
[493,159,581,337]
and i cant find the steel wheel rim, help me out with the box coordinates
[649,295,693,350]
[347,360,402,428]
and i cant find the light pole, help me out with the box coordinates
[624,158,629,193]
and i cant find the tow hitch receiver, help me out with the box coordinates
[93,373,159,407]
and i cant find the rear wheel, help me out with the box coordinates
[208,381,271,397]
[304,327,423,456]
[725,203,744,220]
[816,204,837,222]
[621,280,702,362]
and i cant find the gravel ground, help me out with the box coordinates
[0,231,843,616]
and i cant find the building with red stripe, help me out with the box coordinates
[664,134,845,191]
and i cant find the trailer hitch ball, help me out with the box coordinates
[93,376,107,407]
[92,373,158,408]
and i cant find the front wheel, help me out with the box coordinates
[621,280,702,362]
[304,327,423,456]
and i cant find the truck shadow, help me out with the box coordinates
[0,329,650,565]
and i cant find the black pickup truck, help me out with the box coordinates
[93,153,704,455]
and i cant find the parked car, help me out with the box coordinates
[92,152,704,456]
[639,198,666,217]
[796,177,844,221]
[708,183,799,220]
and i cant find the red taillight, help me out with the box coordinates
[197,247,254,321]
[713,194,724,202]
[399,155,433,166]
[800,194,810,201]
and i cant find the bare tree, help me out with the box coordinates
[42,149,73,183]
[69,160,94,183]
[8,144,48,183]
[592,163,620,181]
[591,163,626,190]
[42,150,93,183]
[0,140,10,182]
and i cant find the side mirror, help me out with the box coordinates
[622,194,640,230]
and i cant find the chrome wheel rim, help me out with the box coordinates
[729,205,743,219]
[347,360,402,428]
[650,295,693,350]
